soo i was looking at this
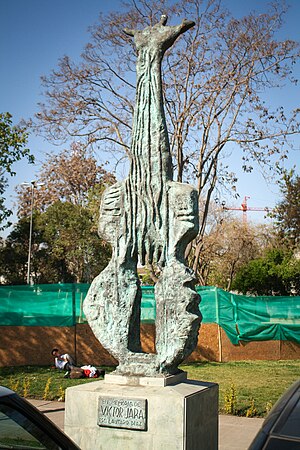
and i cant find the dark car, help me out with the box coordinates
[0,386,80,449]
[249,379,300,450]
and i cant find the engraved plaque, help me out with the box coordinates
[98,397,147,431]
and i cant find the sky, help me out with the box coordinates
[0,0,299,234]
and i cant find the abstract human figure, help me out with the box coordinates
[84,15,201,376]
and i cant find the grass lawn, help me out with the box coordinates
[181,360,300,416]
[0,365,115,402]
[1,360,299,417]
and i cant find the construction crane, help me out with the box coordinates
[222,196,272,224]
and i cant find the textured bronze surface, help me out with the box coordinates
[84,16,201,376]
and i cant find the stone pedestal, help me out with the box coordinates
[64,373,218,450]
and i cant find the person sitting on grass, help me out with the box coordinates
[51,348,76,378]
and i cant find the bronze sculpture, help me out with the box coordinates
[84,16,201,377]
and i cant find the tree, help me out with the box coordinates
[0,112,34,227]
[17,142,115,217]
[0,203,112,284]
[31,0,300,274]
[0,217,36,284]
[38,201,111,283]
[232,248,300,295]
[11,144,115,284]
[0,174,10,226]
[272,170,300,248]
[0,112,33,176]
[0,214,67,285]
[204,219,271,291]
[194,214,275,289]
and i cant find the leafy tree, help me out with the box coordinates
[208,223,266,291]
[0,174,10,226]
[0,217,34,284]
[232,248,300,295]
[9,144,114,285]
[17,142,115,217]
[195,215,275,289]
[37,201,111,283]
[0,215,64,285]
[31,0,300,273]
[0,112,33,175]
[272,170,300,248]
[0,203,112,284]
[0,112,34,227]
[281,256,300,295]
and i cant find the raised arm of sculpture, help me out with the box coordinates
[124,15,195,52]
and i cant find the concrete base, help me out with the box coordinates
[65,376,218,450]
[104,371,187,386]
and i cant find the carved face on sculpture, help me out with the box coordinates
[168,183,199,258]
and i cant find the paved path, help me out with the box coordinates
[219,414,263,450]
[29,399,264,449]
[29,399,65,430]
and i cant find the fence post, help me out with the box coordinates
[215,288,222,363]
[72,283,77,365]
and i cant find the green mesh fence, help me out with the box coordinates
[197,286,300,344]
[0,284,299,344]
[0,284,89,327]
[0,284,155,326]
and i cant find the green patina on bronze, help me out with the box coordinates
[84,16,201,376]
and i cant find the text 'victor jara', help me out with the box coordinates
[100,405,145,420]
